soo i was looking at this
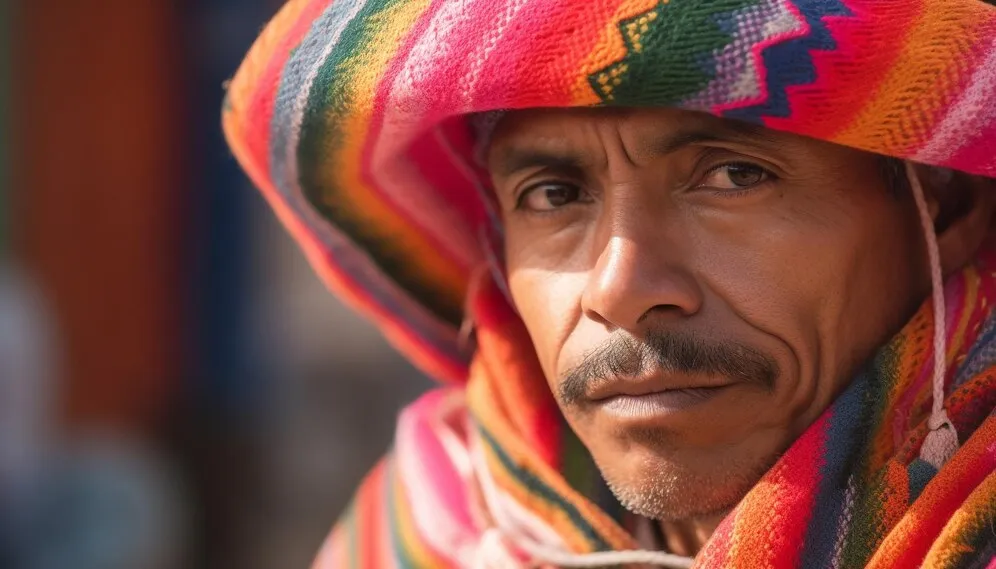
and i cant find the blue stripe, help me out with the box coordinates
[954,311,996,386]
[269,0,368,192]
[262,0,469,371]
[797,356,886,566]
[723,0,850,122]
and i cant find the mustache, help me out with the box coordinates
[558,330,779,405]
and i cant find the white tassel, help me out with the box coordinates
[920,409,959,470]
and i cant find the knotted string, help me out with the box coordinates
[909,161,960,469]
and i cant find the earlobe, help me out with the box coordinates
[929,169,996,276]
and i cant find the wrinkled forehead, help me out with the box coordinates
[475,107,839,179]
[476,107,806,168]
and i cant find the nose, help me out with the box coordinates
[581,232,703,333]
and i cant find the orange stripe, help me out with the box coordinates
[571,0,658,105]
[467,371,638,552]
[321,0,467,310]
[391,470,454,567]
[922,470,996,568]
[479,440,623,554]
[362,461,389,568]
[867,416,996,568]
[866,311,930,471]
[223,103,467,385]
[834,1,994,155]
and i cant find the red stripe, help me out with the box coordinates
[764,0,918,140]
[469,0,626,109]
[728,413,828,567]
[881,418,996,567]
[357,0,477,272]
[244,0,335,177]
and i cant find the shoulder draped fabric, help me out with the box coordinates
[221,0,996,567]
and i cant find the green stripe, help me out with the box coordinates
[590,0,761,106]
[840,340,906,565]
[560,423,630,530]
[296,0,464,326]
[385,458,420,569]
[477,424,614,552]
[960,513,996,568]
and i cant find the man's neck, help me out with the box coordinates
[657,511,728,557]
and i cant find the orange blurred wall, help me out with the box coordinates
[14,0,185,430]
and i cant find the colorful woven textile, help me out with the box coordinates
[222,0,996,566]
[312,256,996,568]
[223,0,996,381]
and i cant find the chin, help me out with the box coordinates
[592,443,777,522]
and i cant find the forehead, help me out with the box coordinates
[484,107,839,176]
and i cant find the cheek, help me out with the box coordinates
[507,266,586,382]
[698,190,921,411]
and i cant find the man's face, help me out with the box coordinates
[487,108,928,521]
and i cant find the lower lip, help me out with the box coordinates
[596,387,730,418]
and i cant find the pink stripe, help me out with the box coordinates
[359,0,526,275]
[467,0,624,109]
[401,390,476,529]
[946,117,996,179]
[914,33,996,177]
[363,0,520,271]
[763,412,828,567]
[355,0,478,274]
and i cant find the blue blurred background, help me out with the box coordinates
[0,1,432,567]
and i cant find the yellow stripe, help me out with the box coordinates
[318,0,467,309]
[467,368,639,552]
[921,468,996,566]
[570,0,659,105]
[390,469,453,567]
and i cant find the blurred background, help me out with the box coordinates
[0,1,432,568]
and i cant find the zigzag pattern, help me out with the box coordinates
[723,0,851,122]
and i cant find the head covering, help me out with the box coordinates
[223,1,996,567]
[223,0,996,385]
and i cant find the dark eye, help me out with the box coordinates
[518,183,585,212]
[701,163,771,190]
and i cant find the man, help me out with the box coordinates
[223,0,996,566]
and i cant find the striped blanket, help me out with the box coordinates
[221,0,996,566]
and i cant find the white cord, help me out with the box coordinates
[516,539,694,568]
[908,161,960,469]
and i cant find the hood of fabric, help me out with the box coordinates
[222,0,996,383]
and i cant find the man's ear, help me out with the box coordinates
[919,165,996,276]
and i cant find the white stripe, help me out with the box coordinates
[460,0,531,106]
[469,428,570,552]
[914,37,996,164]
[271,0,465,360]
[285,0,370,192]
[395,390,482,566]
[366,0,503,271]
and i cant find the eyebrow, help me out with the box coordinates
[491,120,780,179]
[645,121,779,156]
[491,149,588,179]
